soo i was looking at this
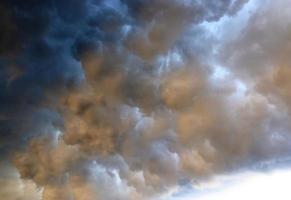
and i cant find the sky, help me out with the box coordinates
[1,0,291,200]
[170,164,291,200]
[168,155,291,199]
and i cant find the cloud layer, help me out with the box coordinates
[1,0,291,199]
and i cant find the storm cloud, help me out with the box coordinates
[1,0,291,199]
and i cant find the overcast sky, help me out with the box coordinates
[1,0,291,199]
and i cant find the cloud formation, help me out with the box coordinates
[1,0,291,199]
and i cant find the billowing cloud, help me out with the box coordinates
[0,0,291,199]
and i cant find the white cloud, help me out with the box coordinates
[170,167,291,200]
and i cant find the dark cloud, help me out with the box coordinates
[3,0,290,200]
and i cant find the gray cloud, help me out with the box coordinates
[2,0,291,200]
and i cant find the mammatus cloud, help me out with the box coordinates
[1,0,291,199]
